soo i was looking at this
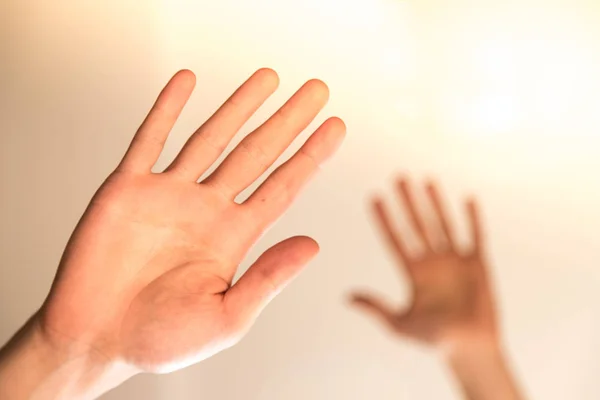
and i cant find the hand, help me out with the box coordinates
[0,68,345,398]
[350,178,498,352]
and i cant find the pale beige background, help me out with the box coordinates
[2,0,600,399]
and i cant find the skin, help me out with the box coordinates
[350,178,525,400]
[0,68,346,399]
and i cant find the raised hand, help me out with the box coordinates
[350,178,497,351]
[0,68,345,399]
[350,178,526,400]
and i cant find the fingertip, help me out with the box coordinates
[465,196,478,211]
[348,291,360,301]
[255,67,278,78]
[325,116,346,133]
[395,174,410,190]
[288,235,320,261]
[303,235,321,254]
[369,195,384,211]
[349,294,366,305]
[424,179,437,192]
[175,69,197,87]
[349,289,372,301]
[316,117,346,159]
[253,67,280,91]
[304,78,330,102]
[314,117,346,145]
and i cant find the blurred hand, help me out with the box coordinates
[351,178,498,352]
[22,68,345,380]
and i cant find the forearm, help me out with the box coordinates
[445,341,524,400]
[0,314,136,400]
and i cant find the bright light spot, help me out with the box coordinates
[382,51,404,71]
[473,37,519,87]
[302,0,386,27]
[472,94,520,134]
[395,98,419,120]
[593,101,600,131]
[441,91,521,136]
[439,7,599,137]
[522,38,589,130]
[158,0,599,139]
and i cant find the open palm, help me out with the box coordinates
[351,179,498,350]
[37,68,346,374]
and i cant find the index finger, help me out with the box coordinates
[466,198,484,253]
[118,69,196,174]
[371,197,412,270]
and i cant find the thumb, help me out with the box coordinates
[225,235,320,325]
[350,292,399,330]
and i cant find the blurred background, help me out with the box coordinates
[1,0,600,398]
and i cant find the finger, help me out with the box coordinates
[349,293,398,329]
[371,197,412,269]
[203,79,330,199]
[225,236,319,324]
[242,117,345,230]
[425,181,457,251]
[165,68,280,180]
[118,70,196,174]
[396,178,434,250]
[466,198,484,253]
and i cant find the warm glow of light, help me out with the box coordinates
[158,0,600,139]
[471,93,521,134]
[433,5,600,137]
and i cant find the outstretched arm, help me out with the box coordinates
[350,178,524,400]
[0,68,346,400]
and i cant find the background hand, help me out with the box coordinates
[35,68,346,375]
[351,178,498,352]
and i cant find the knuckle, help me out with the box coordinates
[238,139,270,170]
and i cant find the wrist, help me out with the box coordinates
[443,338,523,400]
[442,335,504,365]
[0,313,137,400]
